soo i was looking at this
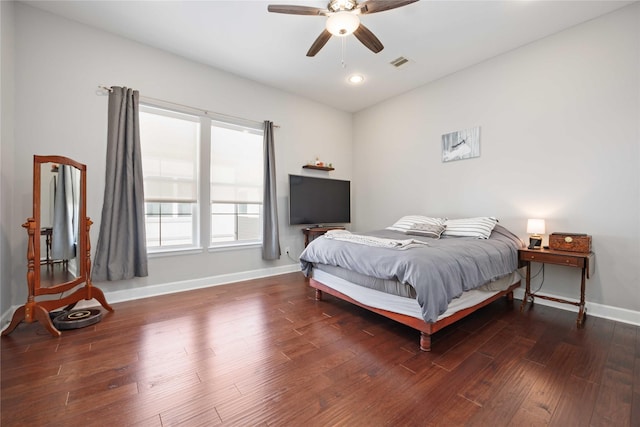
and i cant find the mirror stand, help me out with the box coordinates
[2,218,113,337]
[2,155,114,337]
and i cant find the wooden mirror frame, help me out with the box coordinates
[2,155,113,337]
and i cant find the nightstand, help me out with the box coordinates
[303,226,345,247]
[519,248,595,327]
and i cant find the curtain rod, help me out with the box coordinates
[97,86,279,128]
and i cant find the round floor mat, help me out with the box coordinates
[52,309,102,330]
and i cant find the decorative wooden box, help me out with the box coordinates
[549,233,592,253]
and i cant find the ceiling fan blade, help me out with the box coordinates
[353,24,384,54]
[267,5,327,15]
[306,29,333,57]
[358,0,419,14]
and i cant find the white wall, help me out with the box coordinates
[1,1,16,319]
[2,3,353,316]
[353,4,640,316]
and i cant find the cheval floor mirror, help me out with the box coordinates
[2,155,113,337]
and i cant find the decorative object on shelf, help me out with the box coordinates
[549,232,592,253]
[442,126,480,162]
[304,158,334,171]
[526,218,545,249]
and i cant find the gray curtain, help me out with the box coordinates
[93,86,148,281]
[51,165,78,260]
[262,121,281,260]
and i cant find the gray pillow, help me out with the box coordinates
[403,223,446,239]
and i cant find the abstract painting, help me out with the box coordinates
[442,126,480,162]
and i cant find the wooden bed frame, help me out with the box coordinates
[310,278,520,352]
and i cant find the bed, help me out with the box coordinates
[299,216,525,351]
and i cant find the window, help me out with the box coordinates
[139,107,199,249]
[139,103,263,252]
[210,122,263,245]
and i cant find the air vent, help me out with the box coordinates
[390,56,410,68]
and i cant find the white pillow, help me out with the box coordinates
[442,217,498,239]
[386,215,446,233]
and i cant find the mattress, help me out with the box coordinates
[312,267,523,322]
[315,263,519,299]
[315,263,417,298]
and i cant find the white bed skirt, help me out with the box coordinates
[312,268,523,322]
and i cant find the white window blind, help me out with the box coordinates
[210,123,263,204]
[140,108,199,203]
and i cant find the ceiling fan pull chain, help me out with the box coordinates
[341,37,346,68]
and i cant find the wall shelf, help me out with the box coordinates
[303,165,334,171]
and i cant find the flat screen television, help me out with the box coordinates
[289,174,351,226]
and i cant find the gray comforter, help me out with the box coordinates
[299,225,523,323]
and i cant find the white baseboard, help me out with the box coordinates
[3,268,638,329]
[513,288,640,327]
[97,264,301,306]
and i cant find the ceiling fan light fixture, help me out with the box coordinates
[326,11,360,36]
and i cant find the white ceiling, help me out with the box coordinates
[24,0,635,112]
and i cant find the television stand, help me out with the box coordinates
[303,226,345,247]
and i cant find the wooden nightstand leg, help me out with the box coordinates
[577,306,586,327]
[577,267,587,327]
[519,296,528,312]
[520,261,532,312]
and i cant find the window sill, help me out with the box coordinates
[146,242,262,257]
[208,242,262,253]
[147,247,204,258]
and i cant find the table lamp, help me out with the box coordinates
[527,218,545,249]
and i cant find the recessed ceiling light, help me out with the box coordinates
[347,74,365,84]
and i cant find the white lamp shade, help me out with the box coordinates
[326,12,360,36]
[526,218,546,235]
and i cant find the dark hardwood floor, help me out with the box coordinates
[2,272,638,426]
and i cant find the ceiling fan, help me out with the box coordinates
[267,0,419,57]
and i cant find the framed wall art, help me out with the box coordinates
[442,126,480,163]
